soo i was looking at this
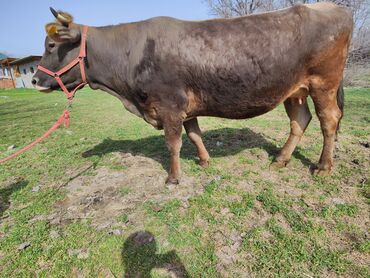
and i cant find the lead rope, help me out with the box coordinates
[0,109,70,164]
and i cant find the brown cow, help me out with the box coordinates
[32,3,353,184]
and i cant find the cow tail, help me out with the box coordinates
[336,80,344,138]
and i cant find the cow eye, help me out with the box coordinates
[48,42,55,48]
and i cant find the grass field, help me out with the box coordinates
[0,87,369,277]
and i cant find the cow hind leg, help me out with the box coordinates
[272,98,312,168]
[183,118,210,168]
[310,83,342,176]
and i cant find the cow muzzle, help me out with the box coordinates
[32,77,52,93]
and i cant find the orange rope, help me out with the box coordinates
[0,110,70,164]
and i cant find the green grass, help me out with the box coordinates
[0,87,369,277]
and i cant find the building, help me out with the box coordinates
[0,57,16,89]
[10,56,41,88]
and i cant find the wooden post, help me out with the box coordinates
[7,60,16,88]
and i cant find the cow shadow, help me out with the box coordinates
[82,127,313,170]
[121,231,190,277]
[0,179,29,220]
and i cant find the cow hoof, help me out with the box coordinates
[313,168,331,176]
[166,176,179,185]
[270,160,288,170]
[199,160,209,168]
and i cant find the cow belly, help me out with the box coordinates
[187,87,284,120]
[197,84,310,119]
[202,104,274,119]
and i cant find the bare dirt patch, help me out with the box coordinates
[51,153,206,230]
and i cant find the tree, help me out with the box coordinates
[204,0,270,17]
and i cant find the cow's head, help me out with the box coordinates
[32,8,83,92]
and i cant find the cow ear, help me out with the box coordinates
[45,23,81,43]
[45,23,58,37]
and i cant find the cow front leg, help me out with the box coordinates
[183,118,210,168]
[164,118,183,184]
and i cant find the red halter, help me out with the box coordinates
[37,25,89,100]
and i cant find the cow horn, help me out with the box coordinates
[50,7,59,19]
[49,7,71,25]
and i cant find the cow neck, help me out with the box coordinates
[82,26,144,118]
[85,26,132,92]
[37,25,89,100]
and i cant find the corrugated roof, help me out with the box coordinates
[10,55,42,65]
[0,57,17,64]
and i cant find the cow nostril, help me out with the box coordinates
[31,78,37,85]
